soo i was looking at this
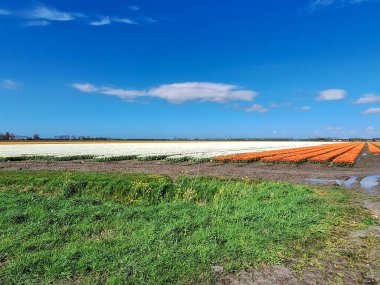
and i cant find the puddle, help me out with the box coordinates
[306,177,357,188]
[344,176,357,187]
[360,176,380,193]
[306,175,380,194]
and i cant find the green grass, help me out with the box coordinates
[0,171,369,285]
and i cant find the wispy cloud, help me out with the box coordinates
[1,4,149,28]
[309,0,375,11]
[26,20,50,27]
[114,18,137,25]
[129,6,140,11]
[245,104,269,113]
[1,79,17,89]
[362,107,380,115]
[316,89,347,101]
[0,9,11,15]
[269,102,292,108]
[26,4,78,21]
[90,16,111,26]
[143,17,157,23]
[355,93,380,104]
[296,106,311,111]
[73,82,257,103]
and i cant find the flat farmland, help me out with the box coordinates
[1,141,380,284]
[1,141,379,195]
[0,141,330,159]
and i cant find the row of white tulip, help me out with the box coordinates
[0,141,332,159]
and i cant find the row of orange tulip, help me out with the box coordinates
[213,142,368,166]
[308,144,359,163]
[213,143,344,162]
[368,143,380,154]
[281,144,360,164]
[260,143,355,163]
[331,143,366,166]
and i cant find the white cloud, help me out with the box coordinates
[2,5,152,28]
[316,89,347,101]
[355,93,380,104]
[309,0,374,10]
[149,82,257,103]
[269,102,292,108]
[367,126,375,131]
[90,17,112,26]
[144,17,157,23]
[296,106,311,111]
[26,20,50,27]
[310,0,335,9]
[129,6,140,11]
[73,82,258,103]
[0,9,11,15]
[1,79,17,89]
[245,104,269,113]
[72,83,98,93]
[114,18,137,25]
[26,5,76,21]
[362,108,380,115]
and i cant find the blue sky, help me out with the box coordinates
[1,0,380,139]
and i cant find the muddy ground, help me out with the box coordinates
[1,149,379,195]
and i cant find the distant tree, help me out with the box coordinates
[4,132,10,141]
[33,134,41,140]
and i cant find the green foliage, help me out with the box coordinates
[165,156,192,163]
[165,157,211,163]
[0,155,213,163]
[136,155,170,161]
[0,155,95,162]
[191,157,211,163]
[0,171,367,285]
[92,155,138,162]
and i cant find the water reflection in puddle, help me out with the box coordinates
[360,176,380,192]
[305,177,357,188]
[306,175,380,194]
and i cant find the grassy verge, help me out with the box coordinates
[0,171,372,285]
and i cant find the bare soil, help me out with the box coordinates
[1,149,379,194]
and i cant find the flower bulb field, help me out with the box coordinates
[0,139,379,191]
[0,141,329,160]
[0,141,379,168]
